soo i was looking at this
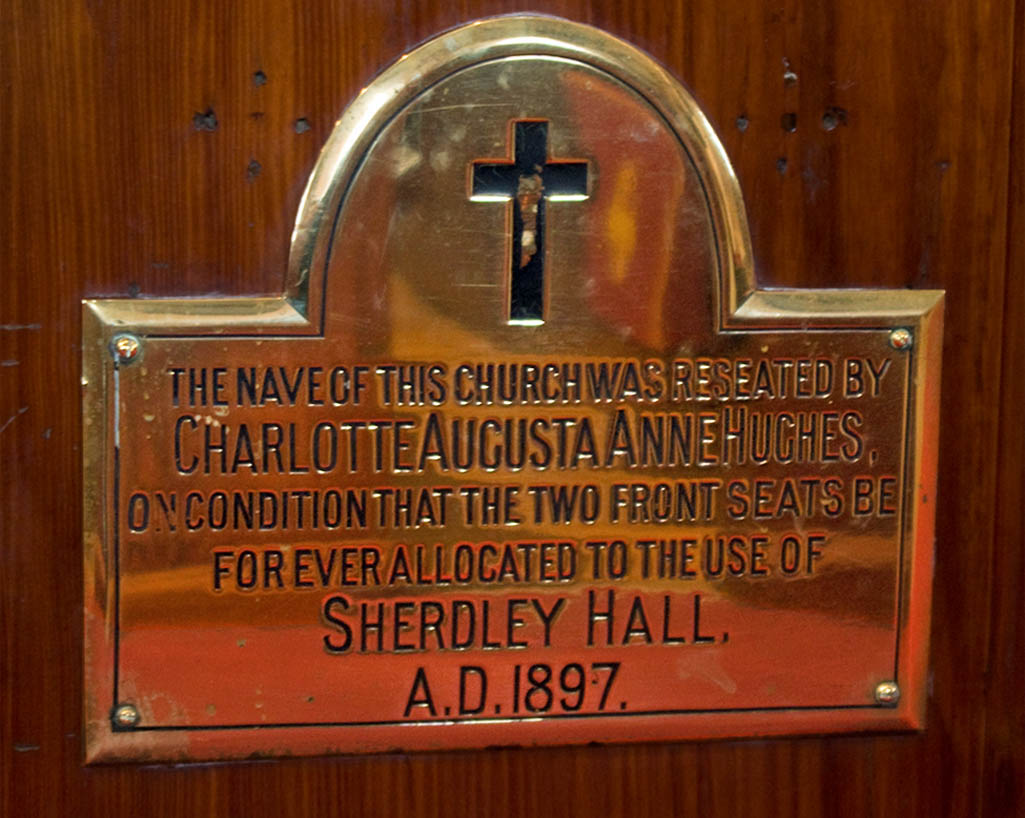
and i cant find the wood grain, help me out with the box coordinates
[2,0,1021,815]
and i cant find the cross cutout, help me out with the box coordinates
[471,120,589,324]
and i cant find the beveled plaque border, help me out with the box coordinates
[82,14,943,763]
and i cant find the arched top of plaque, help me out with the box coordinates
[86,14,941,339]
[290,14,754,338]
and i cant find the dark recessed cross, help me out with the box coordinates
[471,120,589,324]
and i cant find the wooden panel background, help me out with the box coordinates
[1,1,1021,815]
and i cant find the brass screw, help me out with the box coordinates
[111,333,141,364]
[874,681,900,706]
[888,328,913,350]
[113,703,140,728]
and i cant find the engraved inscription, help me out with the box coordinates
[116,348,905,729]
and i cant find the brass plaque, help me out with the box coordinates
[82,16,943,763]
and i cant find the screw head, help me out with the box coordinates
[888,328,913,350]
[875,681,900,705]
[113,703,140,728]
[111,333,141,364]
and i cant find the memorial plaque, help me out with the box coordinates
[82,15,943,763]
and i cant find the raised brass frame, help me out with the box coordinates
[82,14,943,763]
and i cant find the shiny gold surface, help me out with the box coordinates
[82,15,943,763]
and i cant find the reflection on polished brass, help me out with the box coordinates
[82,15,944,763]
